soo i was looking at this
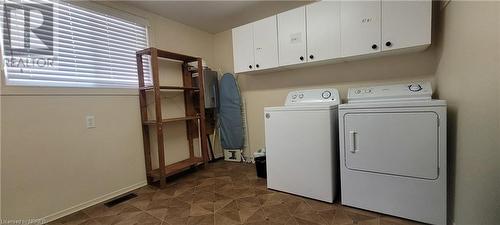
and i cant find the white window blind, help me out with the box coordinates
[1,0,151,88]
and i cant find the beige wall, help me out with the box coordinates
[0,2,215,221]
[1,95,145,220]
[0,106,1,221]
[434,2,500,224]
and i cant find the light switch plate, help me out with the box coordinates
[86,115,96,128]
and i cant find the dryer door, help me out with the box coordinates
[343,112,439,179]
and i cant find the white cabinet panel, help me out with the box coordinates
[278,6,307,66]
[306,1,341,62]
[265,109,335,202]
[232,1,432,73]
[253,16,278,70]
[232,23,254,73]
[341,1,381,57]
[382,1,432,51]
[344,112,439,179]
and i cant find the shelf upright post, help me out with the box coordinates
[197,58,209,162]
[182,62,195,160]
[151,48,167,188]
[136,52,153,184]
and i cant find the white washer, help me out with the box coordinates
[264,88,340,203]
[339,82,446,225]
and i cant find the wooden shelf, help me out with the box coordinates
[140,86,199,91]
[136,47,209,188]
[142,116,200,125]
[147,157,203,181]
[137,47,198,62]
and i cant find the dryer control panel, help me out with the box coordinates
[285,88,340,106]
[347,82,432,103]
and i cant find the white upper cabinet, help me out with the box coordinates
[381,1,432,51]
[232,16,278,73]
[232,23,254,73]
[306,1,341,62]
[253,16,279,70]
[232,1,432,73]
[341,1,381,57]
[278,6,307,66]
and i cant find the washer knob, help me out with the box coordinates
[292,94,297,99]
[299,94,304,99]
[321,91,332,99]
[408,84,423,92]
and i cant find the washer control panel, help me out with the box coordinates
[347,82,432,103]
[285,88,340,106]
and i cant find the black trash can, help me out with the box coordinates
[254,156,267,178]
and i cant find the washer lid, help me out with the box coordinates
[347,81,432,103]
[265,104,338,112]
[285,88,340,106]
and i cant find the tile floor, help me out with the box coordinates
[49,161,422,225]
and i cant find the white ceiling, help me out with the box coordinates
[121,1,311,34]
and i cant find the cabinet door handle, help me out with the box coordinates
[371,44,378,50]
[299,56,304,61]
[349,131,357,153]
[309,55,314,60]
[385,41,392,47]
[248,65,252,69]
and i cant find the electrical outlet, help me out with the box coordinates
[86,115,96,128]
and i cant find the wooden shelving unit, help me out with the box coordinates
[147,157,204,182]
[136,47,209,188]
[139,86,200,91]
[142,116,200,125]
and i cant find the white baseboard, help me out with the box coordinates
[42,180,147,224]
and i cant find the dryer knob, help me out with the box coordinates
[408,84,423,92]
[322,91,332,99]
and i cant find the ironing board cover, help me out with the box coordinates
[218,73,244,149]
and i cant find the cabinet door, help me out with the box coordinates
[341,1,381,57]
[253,16,279,70]
[232,23,254,73]
[278,6,307,66]
[381,1,432,51]
[306,1,341,62]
